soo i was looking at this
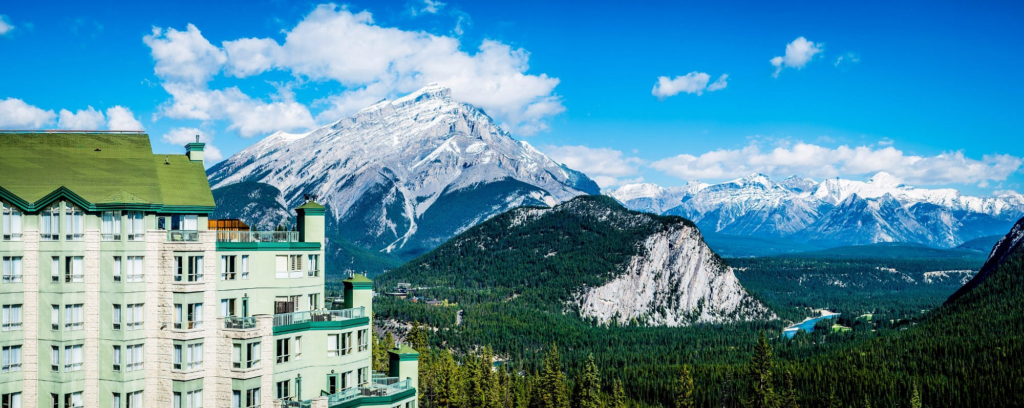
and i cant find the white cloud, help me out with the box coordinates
[771,37,823,77]
[0,15,14,36]
[652,72,727,99]
[835,52,860,67]
[160,83,315,137]
[651,141,1024,186]
[58,107,106,129]
[147,5,562,136]
[0,98,56,128]
[415,0,446,15]
[105,106,145,130]
[162,127,223,162]
[543,145,644,188]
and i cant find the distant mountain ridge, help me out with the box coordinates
[607,173,1024,249]
[207,84,599,273]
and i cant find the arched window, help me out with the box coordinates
[65,203,83,241]
[40,204,60,241]
[1,202,21,241]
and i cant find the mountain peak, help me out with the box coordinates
[867,172,904,188]
[394,83,453,105]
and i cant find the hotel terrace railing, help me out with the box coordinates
[272,307,365,327]
[280,377,414,408]
[166,230,199,242]
[224,316,257,330]
[216,230,300,243]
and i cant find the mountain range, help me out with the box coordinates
[207,84,598,273]
[608,173,1024,250]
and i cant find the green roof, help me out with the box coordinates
[388,344,420,356]
[296,200,326,210]
[344,274,373,284]
[0,133,214,211]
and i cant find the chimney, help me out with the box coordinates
[185,135,205,163]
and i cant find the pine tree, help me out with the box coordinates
[409,321,429,351]
[862,394,872,408]
[434,351,460,408]
[825,385,841,408]
[465,353,485,408]
[910,382,922,408]
[539,344,569,408]
[780,370,798,408]
[610,379,627,408]
[573,354,602,408]
[747,331,778,408]
[372,333,392,372]
[674,365,695,408]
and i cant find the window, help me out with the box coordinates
[170,214,199,231]
[275,338,289,363]
[241,255,249,280]
[174,303,203,329]
[113,304,122,330]
[275,256,287,279]
[342,371,352,390]
[65,204,83,241]
[358,367,368,385]
[2,202,22,241]
[63,344,83,371]
[289,255,303,278]
[65,256,83,283]
[187,343,203,370]
[308,293,320,310]
[126,303,143,330]
[127,391,143,408]
[328,375,338,394]
[113,257,122,282]
[232,391,241,408]
[173,345,182,370]
[275,380,291,400]
[342,332,353,355]
[64,304,84,331]
[127,211,145,241]
[51,305,59,330]
[65,393,83,408]
[232,341,260,369]
[358,329,369,352]
[1,304,21,331]
[221,255,237,280]
[2,257,22,283]
[102,211,121,241]
[125,344,144,371]
[1,393,21,408]
[295,336,302,360]
[245,388,260,408]
[307,254,319,277]
[41,204,60,241]
[51,394,58,408]
[113,346,121,371]
[174,256,204,282]
[328,334,340,357]
[112,393,121,408]
[51,346,59,372]
[221,299,237,317]
[1,345,22,372]
[126,256,144,282]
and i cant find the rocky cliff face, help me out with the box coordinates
[576,222,773,326]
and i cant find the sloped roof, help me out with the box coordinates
[0,133,214,211]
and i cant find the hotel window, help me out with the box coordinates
[51,394,58,408]
[1,304,21,331]
[308,293,320,310]
[275,380,291,400]
[51,257,59,283]
[275,338,290,363]
[1,257,22,283]
[65,393,83,408]
[358,367,368,385]
[173,343,204,371]
[173,390,202,408]
[221,298,237,317]
[65,204,83,241]
[307,254,319,276]
[358,329,369,352]
[2,202,21,241]
[64,256,83,283]
[125,344,144,371]
[126,391,143,408]
[174,303,203,329]
[102,211,121,241]
[232,391,241,408]
[112,393,121,408]
[241,255,249,279]
[342,332,353,355]
[328,334,340,357]
[245,388,260,408]
[1,393,21,408]
[113,304,122,330]
[113,256,122,282]
[51,305,59,330]
[295,336,302,360]
[328,374,338,394]
[174,255,204,282]
[342,371,352,390]
[289,255,303,278]
[63,344,83,371]
[51,346,59,372]
[127,256,144,282]
[40,204,60,241]
[126,303,144,330]
[113,346,121,371]
[232,341,261,369]
[127,211,145,241]
[64,304,84,331]
[221,255,237,280]
[275,256,288,279]
[1,345,22,372]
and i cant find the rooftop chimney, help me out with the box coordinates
[185,135,205,163]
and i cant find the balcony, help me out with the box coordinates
[225,316,257,330]
[281,377,414,408]
[216,230,299,243]
[167,230,199,242]
[273,308,365,327]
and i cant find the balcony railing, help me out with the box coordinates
[272,307,365,327]
[281,377,413,408]
[167,230,199,242]
[216,230,300,243]
[225,316,257,330]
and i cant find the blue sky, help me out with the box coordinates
[1,0,1022,195]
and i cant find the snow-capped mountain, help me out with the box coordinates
[607,172,1024,248]
[208,84,599,267]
